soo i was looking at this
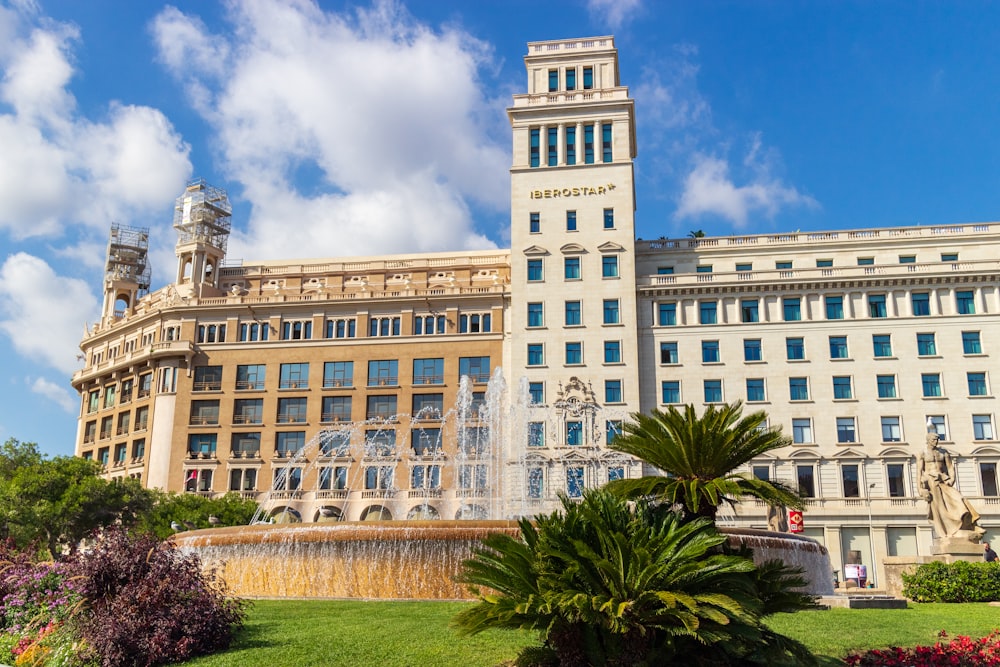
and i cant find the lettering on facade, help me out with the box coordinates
[530,183,617,199]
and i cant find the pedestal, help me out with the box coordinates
[931,537,984,561]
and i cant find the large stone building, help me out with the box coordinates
[73,36,1000,587]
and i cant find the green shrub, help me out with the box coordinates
[902,560,1000,602]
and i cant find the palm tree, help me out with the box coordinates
[606,401,803,522]
[688,229,706,238]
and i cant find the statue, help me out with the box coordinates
[917,430,985,542]
[767,504,788,532]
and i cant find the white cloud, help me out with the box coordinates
[151,0,508,260]
[675,149,818,227]
[587,0,642,30]
[0,5,192,240]
[30,376,77,413]
[0,253,98,374]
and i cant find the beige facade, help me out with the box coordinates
[73,36,1000,586]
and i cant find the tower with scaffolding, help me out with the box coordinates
[173,179,232,299]
[102,224,151,325]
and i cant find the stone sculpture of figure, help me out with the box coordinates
[917,430,985,541]
[766,504,788,532]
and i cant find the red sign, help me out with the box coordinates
[788,509,804,533]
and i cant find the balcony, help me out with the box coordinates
[270,490,302,500]
[323,379,353,388]
[413,375,444,385]
[361,489,396,499]
[316,489,350,500]
[189,416,219,426]
[193,381,222,392]
[233,415,262,425]
[236,380,263,390]
[456,488,490,498]
[320,414,352,424]
[279,380,309,390]
[276,414,307,424]
[368,377,398,387]
[408,488,443,498]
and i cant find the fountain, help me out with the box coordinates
[173,369,834,599]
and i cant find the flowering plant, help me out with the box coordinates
[845,630,1000,666]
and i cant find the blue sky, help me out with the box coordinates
[1,0,999,457]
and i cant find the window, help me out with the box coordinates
[367,360,398,387]
[899,255,916,264]
[277,398,307,424]
[982,463,999,497]
[412,393,444,421]
[922,373,942,397]
[974,415,995,441]
[565,342,582,365]
[583,66,593,89]
[565,67,576,90]
[701,340,720,363]
[881,417,902,442]
[783,297,801,322]
[603,208,614,229]
[528,467,544,498]
[868,294,887,318]
[606,420,623,446]
[825,295,844,320]
[564,257,581,279]
[776,260,792,270]
[233,399,263,424]
[657,266,674,275]
[603,299,620,324]
[699,300,717,324]
[547,127,557,166]
[231,433,262,458]
[657,302,676,326]
[858,257,874,266]
[604,340,621,363]
[817,259,833,268]
[583,123,594,163]
[369,316,401,337]
[528,422,545,447]
[279,363,309,389]
[414,314,446,335]
[956,290,976,314]
[735,262,752,272]
[364,465,394,490]
[789,377,809,401]
[190,400,219,426]
[792,418,813,444]
[527,302,544,328]
[887,464,906,497]
[833,376,853,400]
[837,418,857,443]
[797,465,816,497]
[566,421,583,446]
[602,255,619,277]
[741,299,759,323]
[323,361,353,388]
[661,381,680,404]
[912,293,930,316]
[103,384,116,408]
[927,415,947,439]
[458,463,488,489]
[963,331,983,354]
[197,323,227,343]
[459,312,491,334]
[275,431,305,457]
[548,68,558,91]
[872,334,892,358]
[917,333,936,356]
[87,390,99,413]
[239,321,270,341]
[188,433,217,456]
[193,366,222,392]
[743,339,762,362]
[457,356,490,383]
[968,372,988,396]
[842,465,860,498]
[660,342,678,364]
[703,379,722,403]
[413,358,444,385]
[565,301,581,326]
[565,125,576,165]
[528,382,544,404]
[752,466,770,481]
[322,396,352,423]
[604,380,622,404]
[696,265,712,274]
[529,128,540,167]
[877,375,897,399]
[566,467,585,498]
[131,438,145,460]
[281,320,312,340]
[602,122,612,162]
[527,344,544,366]
[746,378,765,402]
[566,210,577,231]
[786,337,805,360]
[411,465,441,490]
[527,258,543,281]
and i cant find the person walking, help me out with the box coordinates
[984,543,998,562]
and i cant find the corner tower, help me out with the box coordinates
[506,37,641,510]
[173,179,232,299]
[101,224,151,326]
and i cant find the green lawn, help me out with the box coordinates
[184,600,1000,667]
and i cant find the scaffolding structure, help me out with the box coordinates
[105,224,151,298]
[173,178,232,254]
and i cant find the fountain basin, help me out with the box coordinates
[173,521,834,599]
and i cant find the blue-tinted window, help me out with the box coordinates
[877,375,897,399]
[789,377,809,401]
[548,69,558,91]
[830,336,848,359]
[413,358,444,385]
[547,127,558,166]
[968,372,988,396]
[833,376,852,399]
[565,342,582,365]
[529,212,540,233]
[564,257,581,279]
[527,467,544,498]
[565,67,576,91]
[912,292,930,316]
[963,331,982,354]
[746,378,765,402]
[459,356,490,382]
[565,125,576,165]
[281,320,312,340]
[868,294,887,318]
[922,373,942,397]
[583,66,593,89]
[603,208,614,229]
[566,210,577,231]
[957,290,976,314]
[322,361,353,388]
[565,301,581,326]
[660,342,678,364]
[528,422,545,447]
[783,297,801,322]
[786,337,805,360]
[527,302,543,328]
[527,344,544,366]
[527,258,543,281]
[825,296,844,320]
[604,340,621,363]
[237,364,267,390]
[661,381,680,404]
[602,255,619,277]
[528,382,544,404]
[858,257,875,266]
[566,421,583,446]
[699,301,717,324]
[942,253,959,262]
[702,340,720,363]
[602,122,612,162]
[279,363,309,389]
[696,265,713,273]
[744,339,762,361]
[606,420,622,446]
[973,415,994,440]
[703,380,722,403]
[741,299,759,323]
[584,123,594,163]
[603,299,620,324]
[529,128,540,167]
[873,334,892,358]
[917,333,936,356]
[837,418,857,444]
[604,380,622,403]
[367,360,398,386]
[817,259,833,268]
[657,303,676,326]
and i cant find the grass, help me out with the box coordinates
[184,600,1000,667]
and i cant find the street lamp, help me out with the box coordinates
[867,482,877,588]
